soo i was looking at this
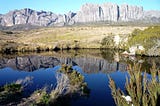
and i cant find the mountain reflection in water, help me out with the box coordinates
[0,49,159,106]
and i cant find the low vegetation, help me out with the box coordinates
[100,26,160,56]
[128,26,160,56]
[109,62,160,106]
[0,76,33,105]
[1,25,159,56]
[0,83,23,105]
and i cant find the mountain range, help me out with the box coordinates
[0,2,160,27]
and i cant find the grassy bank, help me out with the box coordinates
[100,26,160,56]
[0,26,146,53]
[1,25,160,56]
[128,26,160,56]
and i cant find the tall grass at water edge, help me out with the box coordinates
[109,62,160,106]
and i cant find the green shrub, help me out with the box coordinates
[101,35,115,48]
[4,83,22,93]
[0,83,23,105]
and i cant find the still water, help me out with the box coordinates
[0,49,159,105]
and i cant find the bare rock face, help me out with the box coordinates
[0,2,160,27]
[65,11,76,25]
[101,3,119,22]
[119,4,143,21]
[0,8,75,27]
[72,3,159,23]
[1,11,15,26]
[74,3,102,22]
[0,15,5,26]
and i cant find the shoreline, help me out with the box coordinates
[0,48,160,57]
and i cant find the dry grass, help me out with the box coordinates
[16,26,146,48]
[0,26,146,52]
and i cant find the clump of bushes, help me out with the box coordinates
[101,34,115,49]
[3,83,22,93]
[109,62,160,106]
[100,33,128,50]
[0,83,22,93]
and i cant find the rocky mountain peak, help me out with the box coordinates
[0,2,159,27]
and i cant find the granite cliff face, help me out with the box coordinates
[119,4,143,21]
[0,3,160,27]
[0,8,75,26]
[74,3,119,22]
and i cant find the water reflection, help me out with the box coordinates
[0,49,160,105]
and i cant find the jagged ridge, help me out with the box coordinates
[0,3,160,27]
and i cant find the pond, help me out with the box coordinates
[0,49,159,106]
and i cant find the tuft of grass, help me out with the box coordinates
[0,83,23,105]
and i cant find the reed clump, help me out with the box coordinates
[109,62,160,106]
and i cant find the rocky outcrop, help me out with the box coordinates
[101,3,119,22]
[119,4,143,21]
[0,8,75,27]
[74,3,119,22]
[0,3,160,27]
[74,3,103,22]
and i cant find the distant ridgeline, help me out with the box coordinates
[0,2,160,27]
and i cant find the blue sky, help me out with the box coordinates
[0,0,159,14]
